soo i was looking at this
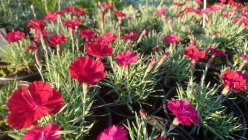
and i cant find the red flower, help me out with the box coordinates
[80,29,97,41]
[103,32,117,43]
[5,30,25,43]
[6,81,64,129]
[156,7,167,17]
[116,51,137,67]
[155,138,170,140]
[63,19,82,29]
[74,8,85,15]
[28,19,46,31]
[48,34,67,46]
[86,37,113,58]
[98,2,114,10]
[62,6,75,13]
[221,71,247,92]
[163,34,179,44]
[69,56,106,85]
[173,2,182,7]
[184,45,206,63]
[168,99,200,126]
[208,45,225,57]
[115,11,126,18]
[97,125,128,140]
[45,12,58,21]
[23,123,61,140]
[120,32,137,42]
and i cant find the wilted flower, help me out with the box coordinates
[48,34,67,46]
[7,81,64,129]
[208,45,225,57]
[116,51,137,67]
[45,12,58,21]
[156,7,167,16]
[97,125,128,140]
[163,34,179,44]
[80,29,97,41]
[69,56,106,85]
[5,30,25,43]
[168,99,200,126]
[221,70,247,93]
[86,37,113,58]
[23,123,61,140]
[63,19,82,29]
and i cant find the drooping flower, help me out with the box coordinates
[86,37,113,58]
[116,51,137,67]
[23,123,61,140]
[156,7,167,16]
[120,32,137,42]
[69,56,106,85]
[221,70,247,92]
[208,45,225,57]
[45,12,58,21]
[7,81,64,129]
[48,34,67,46]
[80,29,97,41]
[103,32,117,43]
[168,99,200,126]
[163,34,180,44]
[5,30,25,43]
[184,45,206,63]
[63,19,82,29]
[97,125,128,140]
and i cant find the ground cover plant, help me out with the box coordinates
[0,0,248,139]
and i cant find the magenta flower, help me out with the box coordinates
[163,34,180,44]
[184,45,206,64]
[63,19,82,29]
[28,19,46,31]
[115,11,126,18]
[208,45,225,57]
[103,32,117,43]
[156,7,167,16]
[23,123,61,140]
[80,29,97,41]
[97,125,128,140]
[116,51,137,67]
[168,99,200,126]
[120,32,137,42]
[240,54,248,61]
[5,30,25,43]
[48,34,67,46]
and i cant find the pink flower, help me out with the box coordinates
[63,19,82,29]
[120,32,137,42]
[240,54,248,61]
[5,30,25,43]
[7,81,64,129]
[168,99,200,126]
[80,29,97,41]
[86,37,113,58]
[103,32,117,43]
[208,45,225,57]
[221,71,247,92]
[97,125,128,140]
[116,51,137,67]
[48,34,67,46]
[163,34,180,44]
[45,12,58,21]
[156,7,167,17]
[69,56,106,85]
[23,123,61,140]
[184,45,206,63]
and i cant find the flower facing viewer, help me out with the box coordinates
[80,29,97,41]
[48,34,67,46]
[23,123,61,140]
[69,56,106,85]
[5,30,25,43]
[184,46,206,64]
[97,125,128,140]
[116,51,137,67]
[6,81,64,129]
[168,99,200,126]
